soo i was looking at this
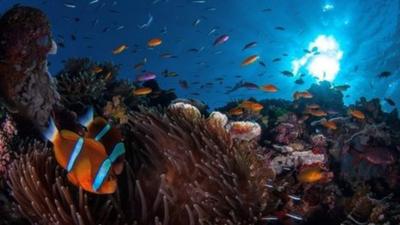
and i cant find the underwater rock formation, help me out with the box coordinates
[0,6,60,130]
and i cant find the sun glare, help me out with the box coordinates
[292,35,342,82]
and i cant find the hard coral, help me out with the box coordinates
[0,6,60,130]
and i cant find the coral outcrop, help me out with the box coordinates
[0,6,60,130]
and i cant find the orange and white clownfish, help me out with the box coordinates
[78,107,125,175]
[42,109,125,194]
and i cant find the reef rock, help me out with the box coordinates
[0,6,60,130]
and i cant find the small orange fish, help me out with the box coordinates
[229,107,244,116]
[92,66,103,74]
[240,100,263,112]
[297,167,332,184]
[112,44,128,55]
[307,109,327,117]
[320,118,337,130]
[260,84,278,92]
[293,91,313,100]
[349,109,365,120]
[241,55,259,66]
[133,87,152,96]
[148,38,162,47]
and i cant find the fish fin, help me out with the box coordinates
[86,117,109,140]
[98,174,118,194]
[110,142,125,175]
[60,130,80,140]
[67,172,80,187]
[42,117,58,143]
[78,106,94,128]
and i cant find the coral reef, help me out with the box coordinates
[0,5,399,225]
[273,112,305,145]
[56,58,109,113]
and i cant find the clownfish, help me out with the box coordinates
[42,107,125,194]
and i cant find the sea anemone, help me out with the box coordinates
[206,111,228,129]
[7,108,277,225]
[7,142,121,225]
[167,102,201,121]
[123,109,276,224]
[225,121,261,141]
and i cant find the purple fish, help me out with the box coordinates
[213,34,229,46]
[136,72,156,82]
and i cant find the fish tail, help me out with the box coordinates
[42,117,58,143]
[78,106,94,128]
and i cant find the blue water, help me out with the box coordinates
[1,0,399,110]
